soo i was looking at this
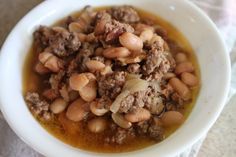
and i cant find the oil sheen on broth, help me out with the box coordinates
[23,7,200,153]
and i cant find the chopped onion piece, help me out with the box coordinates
[110,90,130,113]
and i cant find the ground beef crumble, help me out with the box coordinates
[109,6,140,23]
[25,92,52,121]
[34,26,81,57]
[104,19,134,43]
[105,127,136,144]
[98,71,126,99]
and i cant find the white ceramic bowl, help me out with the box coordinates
[0,0,230,157]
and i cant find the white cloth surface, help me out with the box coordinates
[0,0,236,157]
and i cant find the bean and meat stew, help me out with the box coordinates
[23,6,200,152]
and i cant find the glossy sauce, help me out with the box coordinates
[23,7,200,153]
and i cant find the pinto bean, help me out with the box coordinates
[125,108,151,123]
[50,98,68,114]
[66,98,89,122]
[181,72,198,87]
[161,111,184,127]
[90,101,108,116]
[169,77,191,101]
[117,53,146,65]
[85,60,105,72]
[38,52,53,64]
[76,33,87,42]
[175,62,194,75]
[88,118,107,133]
[94,20,106,35]
[42,89,58,100]
[140,29,154,42]
[68,22,84,33]
[68,90,79,101]
[34,62,50,74]
[52,26,69,35]
[104,60,112,66]
[119,32,143,51]
[95,47,104,56]
[163,72,176,80]
[134,23,154,35]
[44,56,63,72]
[175,53,187,63]
[69,73,89,91]
[103,47,131,59]
[149,34,164,49]
[79,78,97,102]
[112,113,132,129]
[100,66,113,75]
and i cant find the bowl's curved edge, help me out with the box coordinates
[0,0,231,157]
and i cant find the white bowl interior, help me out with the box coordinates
[0,0,230,157]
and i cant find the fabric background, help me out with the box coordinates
[0,0,236,157]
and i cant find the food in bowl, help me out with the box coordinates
[23,5,200,153]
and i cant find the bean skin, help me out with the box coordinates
[34,62,50,74]
[161,111,184,127]
[90,101,108,116]
[119,32,143,51]
[175,53,187,63]
[125,108,151,123]
[79,79,97,102]
[181,72,198,87]
[50,98,68,114]
[103,47,131,58]
[66,98,89,122]
[88,118,107,133]
[44,56,62,73]
[38,52,53,64]
[175,62,194,75]
[169,77,191,101]
[85,60,105,72]
[163,72,176,80]
[69,22,84,33]
[140,29,154,42]
[69,73,89,91]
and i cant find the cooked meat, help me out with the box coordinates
[135,118,164,142]
[104,19,134,43]
[42,88,58,100]
[34,26,81,57]
[135,121,149,135]
[97,95,112,110]
[94,11,112,35]
[127,63,140,74]
[110,6,140,23]
[142,49,174,78]
[161,84,174,99]
[25,92,52,121]
[106,127,135,144]
[148,118,164,141]
[119,95,135,113]
[98,71,126,99]
[118,84,163,114]
[145,87,164,115]
[49,71,65,94]
[76,42,96,72]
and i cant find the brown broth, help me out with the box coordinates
[23,7,200,153]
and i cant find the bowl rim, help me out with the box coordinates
[0,0,231,157]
